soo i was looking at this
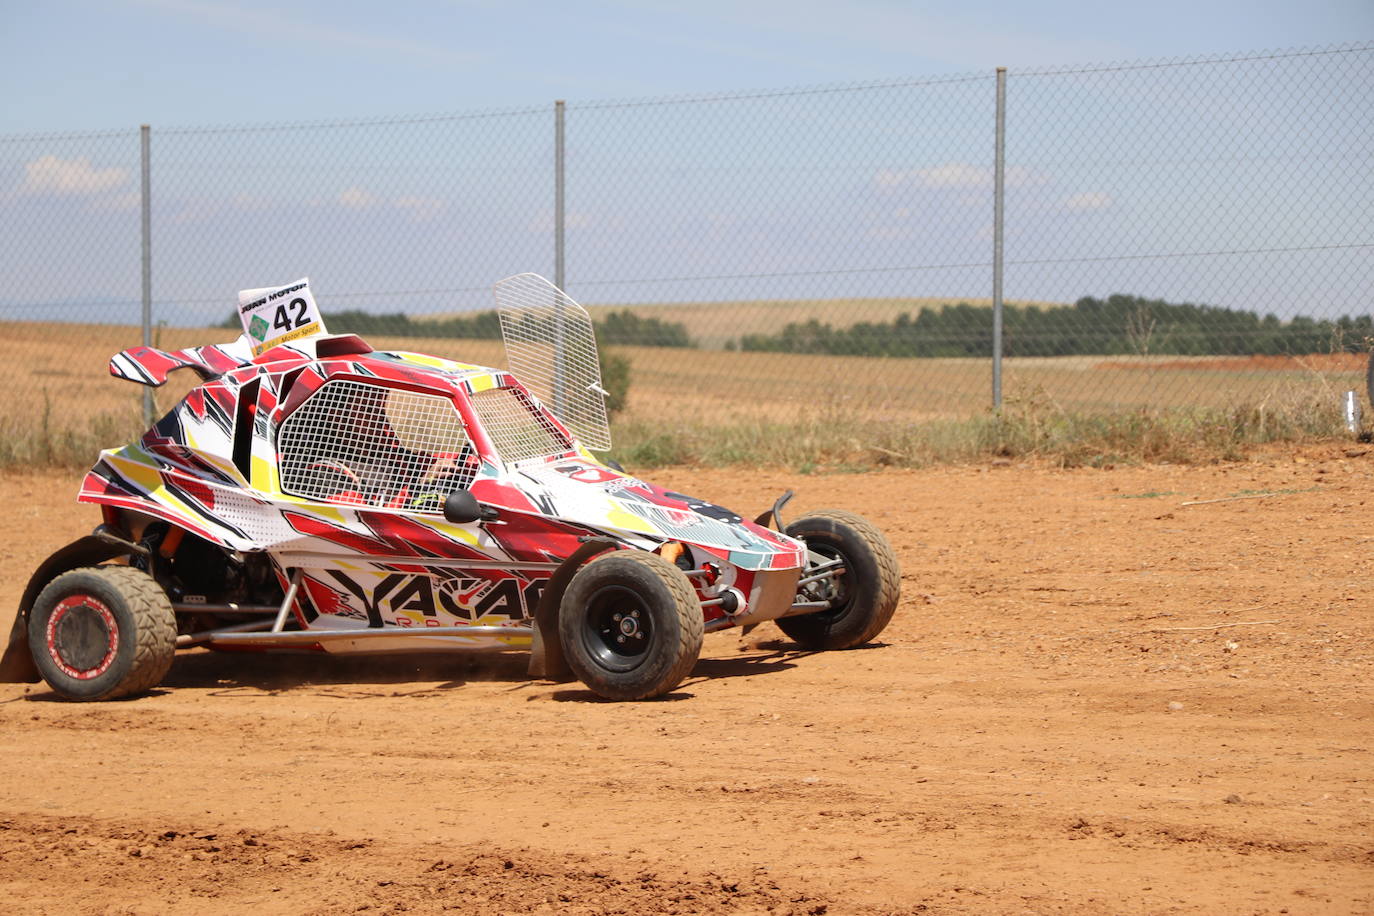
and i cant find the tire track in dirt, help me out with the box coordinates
[1,450,1371,913]
[0,813,859,915]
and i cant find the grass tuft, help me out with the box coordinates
[0,401,144,470]
[0,386,1354,474]
[607,390,1351,470]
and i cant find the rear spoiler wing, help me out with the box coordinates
[108,333,374,387]
[109,336,255,387]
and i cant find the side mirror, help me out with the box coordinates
[443,489,483,524]
[443,489,499,524]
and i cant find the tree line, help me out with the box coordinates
[221,307,696,348]
[736,295,1373,358]
[220,295,1371,358]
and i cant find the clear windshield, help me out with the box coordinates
[494,273,611,451]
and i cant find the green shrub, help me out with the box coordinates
[601,351,631,417]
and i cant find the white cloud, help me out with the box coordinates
[22,155,129,195]
[164,193,273,223]
[87,191,142,213]
[885,164,986,189]
[170,200,222,225]
[337,186,378,209]
[866,226,916,241]
[394,195,445,221]
[1063,191,1113,212]
[230,192,271,211]
[873,168,909,189]
[337,188,445,218]
[876,163,1044,192]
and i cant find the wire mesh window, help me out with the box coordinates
[277,380,473,508]
[471,386,572,465]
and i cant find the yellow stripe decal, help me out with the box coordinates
[467,373,498,393]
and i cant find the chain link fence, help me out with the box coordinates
[0,41,1369,464]
[1001,47,1372,415]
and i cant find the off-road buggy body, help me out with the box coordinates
[1,275,900,701]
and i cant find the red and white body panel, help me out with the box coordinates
[80,334,804,653]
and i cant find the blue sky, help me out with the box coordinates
[0,2,1368,329]
[2,0,1371,132]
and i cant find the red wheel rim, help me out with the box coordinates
[46,595,119,680]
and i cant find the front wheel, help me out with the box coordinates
[559,551,704,700]
[28,566,176,701]
[777,510,900,650]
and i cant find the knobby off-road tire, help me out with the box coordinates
[28,566,176,701]
[778,510,901,650]
[559,551,704,701]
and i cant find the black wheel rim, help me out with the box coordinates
[800,540,854,623]
[47,594,119,680]
[580,584,654,673]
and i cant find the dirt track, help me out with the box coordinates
[1,451,1371,914]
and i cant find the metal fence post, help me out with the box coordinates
[991,68,1006,410]
[554,100,565,291]
[552,100,567,415]
[140,124,154,426]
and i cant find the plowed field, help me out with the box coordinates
[1,449,1370,914]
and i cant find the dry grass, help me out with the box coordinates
[0,321,1364,470]
[421,296,1066,349]
[603,347,1367,425]
[608,393,1352,471]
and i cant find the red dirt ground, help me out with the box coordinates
[1,449,1371,914]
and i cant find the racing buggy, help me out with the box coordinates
[0,274,900,701]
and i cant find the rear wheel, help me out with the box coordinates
[28,566,176,701]
[777,510,900,650]
[560,551,703,700]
